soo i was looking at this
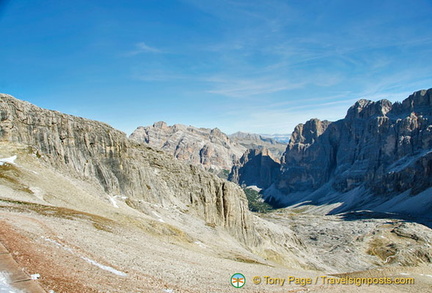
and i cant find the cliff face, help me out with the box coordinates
[0,94,254,243]
[130,122,246,171]
[229,148,281,189]
[270,89,432,215]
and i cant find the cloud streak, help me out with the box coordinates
[126,42,162,56]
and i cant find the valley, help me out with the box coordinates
[0,92,431,292]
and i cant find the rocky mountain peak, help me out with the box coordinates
[345,98,393,120]
[153,121,168,128]
[130,122,246,171]
[209,127,226,141]
[398,88,432,116]
[289,118,331,146]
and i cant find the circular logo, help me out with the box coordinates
[231,273,246,288]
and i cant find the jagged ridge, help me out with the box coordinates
[267,89,432,217]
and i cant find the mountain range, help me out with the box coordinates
[263,89,432,221]
[0,91,431,292]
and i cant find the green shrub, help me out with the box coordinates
[243,188,272,213]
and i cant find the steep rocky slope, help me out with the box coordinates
[0,95,254,243]
[130,122,246,172]
[266,89,432,218]
[229,148,280,189]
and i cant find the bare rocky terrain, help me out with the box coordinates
[229,132,287,159]
[0,94,432,292]
[130,122,246,173]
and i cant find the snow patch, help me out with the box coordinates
[152,211,165,223]
[108,196,119,208]
[245,185,262,192]
[0,155,17,166]
[42,237,127,277]
[420,274,432,278]
[42,237,73,253]
[0,271,21,293]
[163,289,174,293]
[80,257,127,277]
[194,241,207,249]
[30,274,40,280]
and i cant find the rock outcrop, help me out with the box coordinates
[130,122,246,172]
[0,94,254,244]
[229,148,281,189]
[267,89,432,217]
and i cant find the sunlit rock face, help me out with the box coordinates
[130,122,246,172]
[0,94,256,244]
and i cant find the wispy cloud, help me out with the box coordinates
[126,42,162,56]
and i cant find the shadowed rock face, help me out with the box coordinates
[274,89,432,200]
[0,94,255,244]
[229,148,281,189]
[130,122,246,171]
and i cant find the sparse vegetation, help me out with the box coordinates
[243,188,272,213]
[217,169,230,180]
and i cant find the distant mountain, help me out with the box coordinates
[130,122,246,172]
[229,131,287,158]
[264,89,432,219]
[260,133,291,144]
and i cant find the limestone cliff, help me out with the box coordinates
[268,89,432,216]
[229,148,281,189]
[0,94,254,244]
[130,122,246,172]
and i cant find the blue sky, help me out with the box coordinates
[1,0,431,135]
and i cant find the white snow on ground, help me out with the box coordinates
[194,241,207,249]
[152,211,165,223]
[108,195,128,208]
[420,274,432,278]
[42,237,127,277]
[108,196,119,208]
[0,271,21,293]
[80,257,127,277]
[0,155,17,166]
[42,237,73,253]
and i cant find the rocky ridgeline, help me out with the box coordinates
[229,131,287,158]
[130,122,246,172]
[269,89,432,216]
[0,94,255,244]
